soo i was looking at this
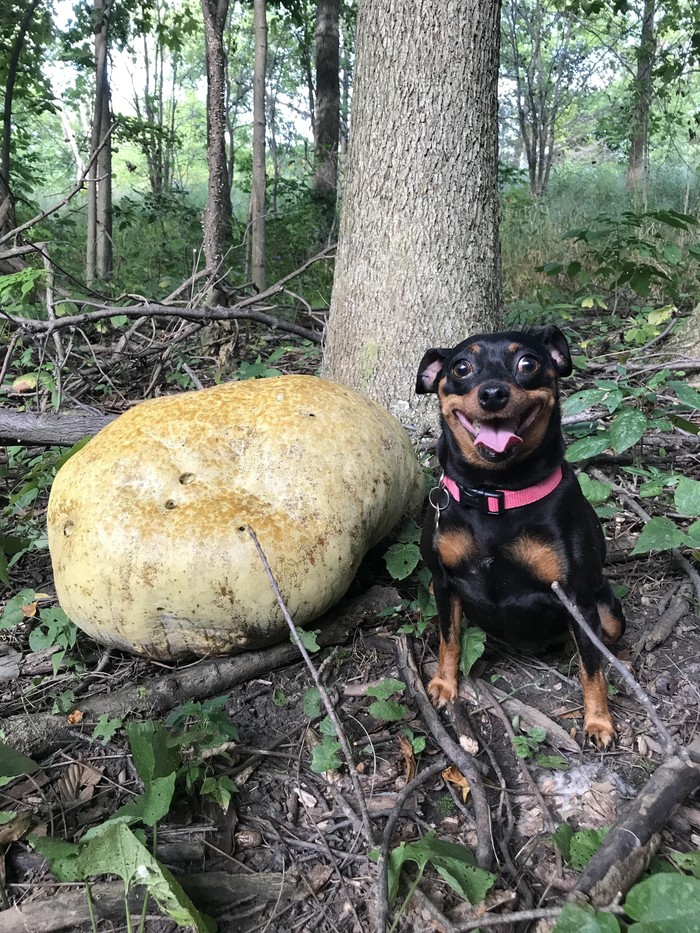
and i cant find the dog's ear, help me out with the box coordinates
[532,325,572,377]
[416,348,450,394]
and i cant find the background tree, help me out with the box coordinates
[626,0,656,199]
[323,0,502,424]
[201,0,232,297]
[249,0,267,291]
[86,0,114,285]
[312,0,340,208]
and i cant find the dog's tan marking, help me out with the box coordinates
[428,595,462,707]
[506,535,565,584]
[598,603,624,646]
[436,528,478,568]
[579,666,615,749]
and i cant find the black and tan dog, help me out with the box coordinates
[416,325,624,749]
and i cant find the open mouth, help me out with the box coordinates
[454,404,542,457]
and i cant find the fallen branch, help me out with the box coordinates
[396,635,493,871]
[572,734,700,905]
[0,409,113,446]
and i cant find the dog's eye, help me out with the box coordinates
[517,355,540,376]
[452,360,472,379]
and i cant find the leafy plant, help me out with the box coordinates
[460,626,486,677]
[552,824,609,870]
[310,715,342,773]
[365,678,409,722]
[371,830,496,906]
[165,696,239,811]
[0,590,78,675]
[384,518,422,581]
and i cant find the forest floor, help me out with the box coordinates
[2,318,700,933]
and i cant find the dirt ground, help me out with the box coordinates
[2,530,700,932]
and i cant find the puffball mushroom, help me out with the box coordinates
[48,375,423,661]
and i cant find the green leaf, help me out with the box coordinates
[553,902,620,932]
[460,627,486,677]
[609,408,648,454]
[565,434,611,462]
[0,588,36,629]
[394,517,421,544]
[296,628,321,653]
[92,715,122,746]
[30,836,82,881]
[302,687,322,718]
[624,873,700,931]
[670,851,700,878]
[552,824,574,861]
[631,517,687,555]
[669,381,700,409]
[365,678,406,700]
[384,542,421,580]
[368,699,409,722]
[568,828,608,870]
[310,738,342,773]
[577,473,611,505]
[0,742,40,787]
[99,774,177,831]
[562,388,610,417]
[675,477,700,518]
[535,754,569,770]
[383,832,495,904]
[125,721,180,785]
[75,823,213,930]
[0,551,8,586]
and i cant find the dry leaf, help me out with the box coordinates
[398,734,416,783]
[0,811,32,844]
[67,710,84,725]
[442,765,470,802]
[21,601,39,618]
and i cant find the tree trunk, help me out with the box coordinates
[250,0,267,292]
[0,0,42,239]
[86,0,113,286]
[626,0,656,202]
[313,0,340,203]
[201,0,232,298]
[323,0,502,428]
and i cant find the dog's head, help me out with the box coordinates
[416,325,572,468]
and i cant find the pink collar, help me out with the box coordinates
[440,465,563,514]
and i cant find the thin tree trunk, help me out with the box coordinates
[313,0,340,203]
[323,0,502,427]
[0,0,42,237]
[626,0,656,202]
[250,0,267,292]
[201,0,232,299]
[86,0,113,286]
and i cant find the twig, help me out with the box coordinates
[589,467,700,605]
[550,581,684,760]
[376,758,448,933]
[396,636,493,870]
[453,903,623,931]
[475,678,557,833]
[246,526,375,846]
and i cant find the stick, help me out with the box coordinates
[550,581,683,759]
[247,526,376,846]
[396,636,493,871]
[376,758,448,933]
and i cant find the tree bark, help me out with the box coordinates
[0,0,42,239]
[323,0,502,428]
[250,0,267,292]
[86,0,113,286]
[626,0,656,202]
[201,0,232,298]
[313,0,340,203]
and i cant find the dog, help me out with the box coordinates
[416,325,625,749]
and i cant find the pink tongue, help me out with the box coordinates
[475,423,522,454]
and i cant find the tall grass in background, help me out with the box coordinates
[501,159,700,309]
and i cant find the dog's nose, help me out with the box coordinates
[478,382,510,411]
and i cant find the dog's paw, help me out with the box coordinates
[584,715,616,751]
[428,673,458,707]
